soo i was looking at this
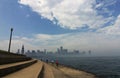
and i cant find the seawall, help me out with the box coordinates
[0,50,98,78]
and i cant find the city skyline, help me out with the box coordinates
[17,45,84,54]
[21,46,91,55]
[0,0,120,56]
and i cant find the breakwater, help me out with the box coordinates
[0,50,97,78]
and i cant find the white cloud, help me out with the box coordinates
[1,32,120,55]
[1,0,119,55]
[32,32,120,55]
[18,0,114,29]
[35,34,52,40]
[0,37,38,52]
[101,0,116,7]
[98,15,120,35]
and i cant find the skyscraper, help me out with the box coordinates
[21,45,24,54]
[88,50,91,55]
[60,46,63,52]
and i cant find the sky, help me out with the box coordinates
[0,0,120,55]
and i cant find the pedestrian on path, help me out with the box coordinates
[56,60,59,67]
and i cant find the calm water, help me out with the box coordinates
[56,56,120,78]
[32,55,120,78]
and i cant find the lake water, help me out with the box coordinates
[30,55,120,78]
[55,56,120,78]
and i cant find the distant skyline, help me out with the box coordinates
[0,0,120,56]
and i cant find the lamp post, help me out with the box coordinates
[8,28,13,53]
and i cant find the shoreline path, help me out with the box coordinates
[2,60,97,78]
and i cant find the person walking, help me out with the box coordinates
[56,60,59,67]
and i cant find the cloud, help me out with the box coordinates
[34,34,52,40]
[95,0,116,16]
[30,32,120,55]
[18,0,115,29]
[1,0,119,55]
[98,15,120,35]
[1,32,120,55]
[0,37,38,52]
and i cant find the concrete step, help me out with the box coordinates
[38,63,69,78]
[42,62,95,78]
[0,57,32,65]
[2,60,43,78]
[58,66,96,78]
[1,61,96,78]
[0,59,37,77]
[38,63,54,78]
[0,50,32,65]
[49,63,97,78]
[46,64,70,78]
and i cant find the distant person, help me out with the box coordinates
[46,59,48,63]
[56,60,59,67]
[40,58,43,61]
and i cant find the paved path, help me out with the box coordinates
[40,63,54,78]
[48,63,97,78]
[3,61,97,78]
[58,65,96,78]
[48,64,70,78]
[3,61,43,78]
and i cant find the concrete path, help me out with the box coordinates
[40,63,54,78]
[0,59,35,69]
[48,64,70,78]
[2,61,97,78]
[3,61,43,78]
[57,65,97,78]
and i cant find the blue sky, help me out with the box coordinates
[0,0,76,37]
[0,0,120,55]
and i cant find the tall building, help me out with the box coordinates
[21,45,24,54]
[32,50,36,53]
[44,49,46,53]
[57,46,68,54]
[60,46,63,52]
[27,50,30,53]
[88,50,91,55]
[37,50,40,53]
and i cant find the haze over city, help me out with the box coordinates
[0,0,120,56]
